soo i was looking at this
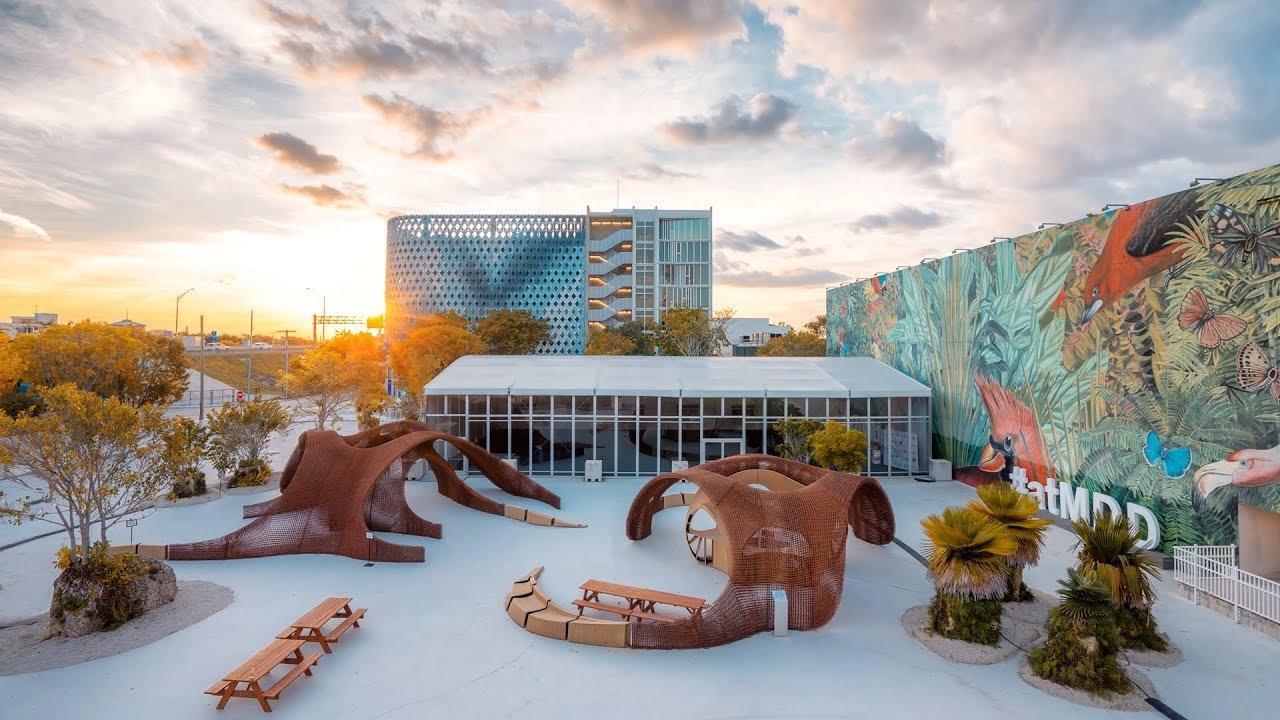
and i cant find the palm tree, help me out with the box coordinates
[1029,568,1128,694]
[1073,513,1167,651]
[968,482,1053,602]
[920,507,1017,645]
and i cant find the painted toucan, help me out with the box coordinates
[1050,189,1203,325]
[1193,443,1280,508]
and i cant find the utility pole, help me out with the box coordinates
[198,314,206,422]
[247,308,254,398]
[276,330,295,398]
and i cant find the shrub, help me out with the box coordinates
[809,421,868,473]
[928,591,1003,645]
[53,542,151,630]
[920,507,1017,645]
[1073,513,1164,650]
[227,458,271,488]
[1029,569,1129,695]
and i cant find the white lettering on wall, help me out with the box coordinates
[1007,467,1159,550]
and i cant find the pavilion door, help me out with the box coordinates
[701,439,742,465]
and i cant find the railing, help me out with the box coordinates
[1173,545,1280,625]
[172,389,238,407]
[587,276,633,299]
[586,251,633,275]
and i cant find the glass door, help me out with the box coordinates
[701,438,743,464]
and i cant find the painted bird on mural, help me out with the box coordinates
[953,375,1056,487]
[1193,442,1280,508]
[1050,189,1204,325]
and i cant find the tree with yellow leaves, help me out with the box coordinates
[390,316,485,416]
[282,331,386,430]
[0,384,169,560]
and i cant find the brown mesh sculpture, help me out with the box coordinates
[504,454,894,649]
[622,454,894,649]
[167,420,577,564]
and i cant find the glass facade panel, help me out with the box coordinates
[661,397,679,416]
[553,395,572,414]
[912,396,930,417]
[702,397,721,416]
[425,395,444,415]
[489,395,508,415]
[533,395,552,415]
[597,395,615,414]
[637,420,659,474]
[850,397,868,417]
[575,395,593,414]
[806,398,827,417]
[681,397,700,416]
[890,396,910,417]
[870,396,888,416]
[639,396,660,417]
[829,398,848,418]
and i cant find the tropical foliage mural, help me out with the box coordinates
[827,163,1280,552]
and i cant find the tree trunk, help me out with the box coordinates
[1010,566,1024,602]
[78,517,91,560]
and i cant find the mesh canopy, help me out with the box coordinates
[169,421,562,563]
[624,455,894,649]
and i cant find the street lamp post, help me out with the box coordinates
[175,288,195,335]
[305,288,327,343]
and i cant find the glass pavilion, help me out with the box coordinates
[423,356,932,479]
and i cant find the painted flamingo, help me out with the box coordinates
[1193,442,1280,506]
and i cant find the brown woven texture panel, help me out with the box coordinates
[170,421,562,563]
[625,454,894,649]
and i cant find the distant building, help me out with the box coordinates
[109,319,147,330]
[385,208,713,353]
[720,317,790,356]
[0,312,58,337]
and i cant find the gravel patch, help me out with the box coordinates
[0,580,234,676]
[1122,635,1183,668]
[1017,659,1157,712]
[902,604,1041,665]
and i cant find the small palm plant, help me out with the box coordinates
[1073,513,1166,651]
[1029,568,1128,694]
[921,507,1018,645]
[968,482,1053,602]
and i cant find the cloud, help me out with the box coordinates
[849,206,946,233]
[267,4,491,81]
[620,162,699,181]
[567,0,746,53]
[258,1,329,32]
[0,207,51,241]
[718,268,849,287]
[362,93,486,161]
[279,183,364,209]
[255,132,342,174]
[664,93,796,144]
[141,38,209,71]
[847,112,947,171]
[717,229,783,252]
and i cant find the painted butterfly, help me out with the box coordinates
[1207,203,1280,275]
[1143,430,1192,479]
[1176,287,1245,348]
[1236,341,1280,402]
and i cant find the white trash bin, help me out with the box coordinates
[772,589,788,636]
[584,459,603,482]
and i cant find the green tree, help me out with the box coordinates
[614,320,656,356]
[158,416,210,498]
[10,322,188,407]
[809,421,868,473]
[390,316,485,415]
[655,307,733,356]
[475,310,551,355]
[771,417,822,463]
[804,314,827,335]
[968,483,1053,602]
[206,397,292,488]
[585,328,637,356]
[756,331,826,357]
[1073,513,1166,651]
[0,384,168,560]
[921,506,1018,645]
[1029,569,1128,694]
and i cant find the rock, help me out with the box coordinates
[48,556,178,638]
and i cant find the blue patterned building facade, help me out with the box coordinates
[387,209,712,354]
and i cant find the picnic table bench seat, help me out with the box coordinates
[205,638,320,712]
[276,597,366,653]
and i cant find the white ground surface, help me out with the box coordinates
[1,430,1277,718]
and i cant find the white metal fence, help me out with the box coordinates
[1173,545,1280,625]
[172,389,238,407]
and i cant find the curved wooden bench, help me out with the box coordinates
[504,567,629,648]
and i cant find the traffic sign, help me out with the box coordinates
[235,390,245,401]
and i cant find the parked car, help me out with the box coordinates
[205,343,225,351]
[252,342,270,349]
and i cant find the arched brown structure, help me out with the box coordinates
[168,421,576,563]
[622,455,894,649]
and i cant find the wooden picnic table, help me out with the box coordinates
[277,596,366,653]
[205,637,320,712]
[573,579,708,623]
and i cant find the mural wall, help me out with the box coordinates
[827,164,1280,552]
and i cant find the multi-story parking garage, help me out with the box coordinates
[385,208,712,352]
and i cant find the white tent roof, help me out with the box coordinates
[424,355,930,398]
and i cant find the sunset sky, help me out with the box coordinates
[1,0,1277,335]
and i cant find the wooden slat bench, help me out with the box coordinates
[205,638,320,712]
[574,581,704,623]
[277,597,367,653]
